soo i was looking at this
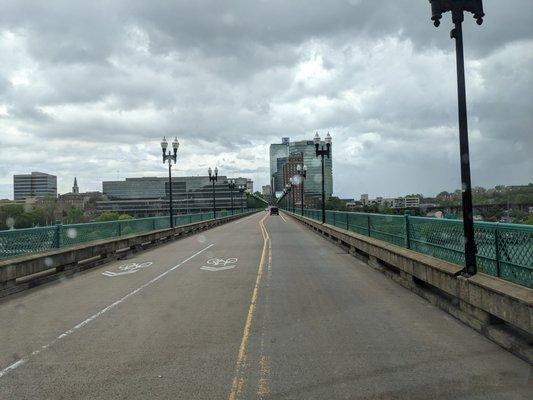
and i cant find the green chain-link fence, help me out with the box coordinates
[0,209,261,261]
[290,208,532,288]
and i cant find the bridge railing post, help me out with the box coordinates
[54,220,62,249]
[404,214,411,249]
[494,223,501,277]
[367,215,371,237]
[346,212,350,231]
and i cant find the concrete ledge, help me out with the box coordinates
[0,212,257,298]
[285,211,533,364]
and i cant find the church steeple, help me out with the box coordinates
[72,177,79,194]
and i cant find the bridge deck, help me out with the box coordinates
[0,212,530,399]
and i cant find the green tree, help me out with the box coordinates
[66,207,84,224]
[118,213,134,220]
[325,196,347,211]
[94,211,120,221]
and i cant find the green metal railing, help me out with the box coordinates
[289,208,533,288]
[0,209,261,261]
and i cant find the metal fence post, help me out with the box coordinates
[332,211,335,226]
[346,212,350,230]
[118,221,122,237]
[153,218,156,231]
[54,220,62,248]
[404,214,411,249]
[494,223,501,277]
[367,215,371,237]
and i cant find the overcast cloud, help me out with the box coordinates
[1,0,532,199]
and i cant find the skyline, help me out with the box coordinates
[1,1,532,200]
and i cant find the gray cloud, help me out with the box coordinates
[0,0,532,199]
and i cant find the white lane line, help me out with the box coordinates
[279,214,287,223]
[0,244,214,380]
[234,213,261,224]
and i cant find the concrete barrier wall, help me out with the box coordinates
[286,211,533,364]
[0,212,257,298]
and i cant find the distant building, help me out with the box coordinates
[269,139,289,193]
[289,140,332,199]
[98,175,252,217]
[72,177,79,194]
[282,152,304,204]
[361,194,420,209]
[13,172,57,200]
[270,137,333,199]
[261,185,271,196]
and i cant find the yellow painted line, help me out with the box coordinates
[228,212,270,400]
[279,213,287,223]
[256,226,272,399]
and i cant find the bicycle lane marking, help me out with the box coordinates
[0,244,213,379]
[102,261,154,277]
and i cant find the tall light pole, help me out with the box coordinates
[314,132,332,224]
[297,164,307,216]
[290,179,296,213]
[285,183,292,213]
[238,185,246,213]
[208,167,218,219]
[228,179,236,215]
[429,0,484,276]
[161,136,179,228]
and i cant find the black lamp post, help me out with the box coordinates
[314,132,332,224]
[285,183,292,212]
[296,164,307,216]
[208,167,218,219]
[429,0,484,276]
[238,185,246,213]
[161,136,179,228]
[228,179,236,215]
[290,179,296,213]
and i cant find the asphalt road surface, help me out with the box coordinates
[0,211,531,399]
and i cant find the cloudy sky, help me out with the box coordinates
[1,0,532,200]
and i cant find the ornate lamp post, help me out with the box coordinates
[228,179,236,215]
[296,164,307,216]
[238,185,246,213]
[314,132,332,224]
[208,167,218,219]
[285,183,292,212]
[429,0,484,276]
[161,136,179,228]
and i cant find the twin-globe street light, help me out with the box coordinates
[238,185,246,213]
[161,136,179,228]
[208,167,218,219]
[296,164,307,216]
[228,179,236,215]
[429,0,484,276]
[314,132,332,224]
[228,180,246,214]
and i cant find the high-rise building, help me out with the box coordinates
[289,140,332,198]
[282,152,304,204]
[261,185,271,196]
[13,172,57,200]
[269,139,289,193]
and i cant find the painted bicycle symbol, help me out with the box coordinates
[102,261,153,277]
[207,258,238,267]
[201,257,238,272]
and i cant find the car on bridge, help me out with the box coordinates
[269,206,279,215]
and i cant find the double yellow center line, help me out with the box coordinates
[227,212,270,400]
